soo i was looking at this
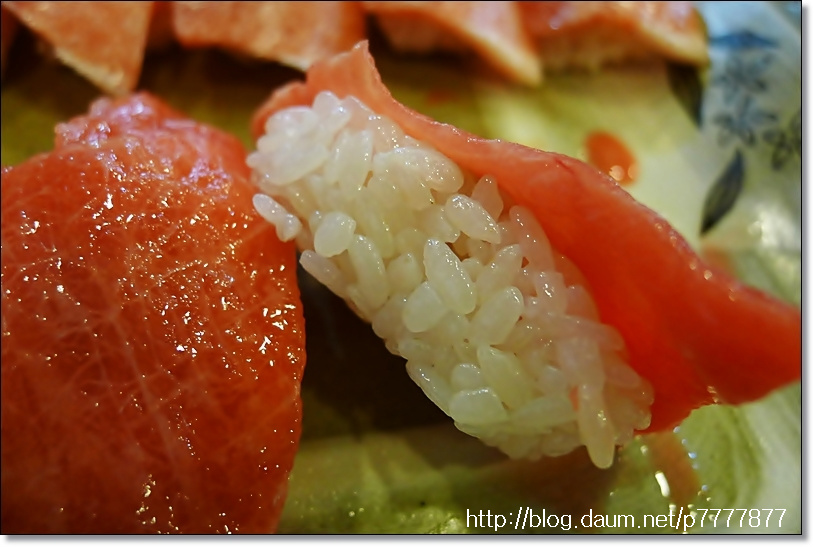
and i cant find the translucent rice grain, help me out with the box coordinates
[398,337,437,364]
[327,129,373,193]
[280,184,320,220]
[386,252,424,295]
[450,363,488,391]
[312,91,352,143]
[524,296,545,321]
[388,146,465,194]
[272,143,331,187]
[497,220,518,246]
[403,282,447,333]
[306,174,345,212]
[453,341,478,364]
[419,312,469,348]
[419,204,460,243]
[476,345,534,410]
[471,175,504,220]
[346,284,377,319]
[366,172,401,209]
[475,244,523,303]
[543,315,625,352]
[513,266,537,295]
[507,395,576,434]
[313,211,356,257]
[624,379,655,407]
[424,239,477,315]
[299,250,348,298]
[342,95,377,130]
[252,194,302,242]
[499,319,541,353]
[406,361,452,415]
[373,152,436,210]
[439,313,470,341]
[347,235,389,309]
[461,257,483,281]
[532,271,568,314]
[444,194,501,244]
[496,434,544,460]
[396,174,435,211]
[370,115,408,153]
[531,362,570,396]
[449,387,509,425]
[352,194,395,259]
[428,346,461,377]
[469,286,524,345]
[556,337,605,388]
[395,228,428,257]
[511,206,556,271]
[604,385,651,442]
[372,294,408,341]
[263,106,319,145]
[576,384,616,469]
[464,238,493,265]
[536,427,582,458]
[311,90,341,115]
[379,198,417,235]
[308,210,324,232]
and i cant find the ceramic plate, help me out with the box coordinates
[0,1,801,535]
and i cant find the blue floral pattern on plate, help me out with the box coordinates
[696,15,802,234]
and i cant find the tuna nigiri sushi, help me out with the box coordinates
[247,41,800,469]
[2,1,155,95]
[171,1,366,72]
[1,93,306,533]
[362,1,542,86]
[519,1,709,71]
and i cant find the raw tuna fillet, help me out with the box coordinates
[363,1,542,86]
[251,41,799,434]
[2,1,155,94]
[1,93,306,533]
[519,1,709,70]
[171,1,366,72]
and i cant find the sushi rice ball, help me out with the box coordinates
[247,90,653,469]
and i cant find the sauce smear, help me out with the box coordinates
[585,131,638,185]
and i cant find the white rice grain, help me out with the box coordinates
[444,194,501,244]
[450,363,487,391]
[469,286,524,345]
[471,175,504,220]
[424,239,477,315]
[403,281,447,333]
[252,193,302,242]
[347,235,389,309]
[449,387,509,425]
[313,211,356,257]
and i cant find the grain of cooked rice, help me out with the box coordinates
[248,90,654,469]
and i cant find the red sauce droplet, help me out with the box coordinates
[585,131,638,185]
